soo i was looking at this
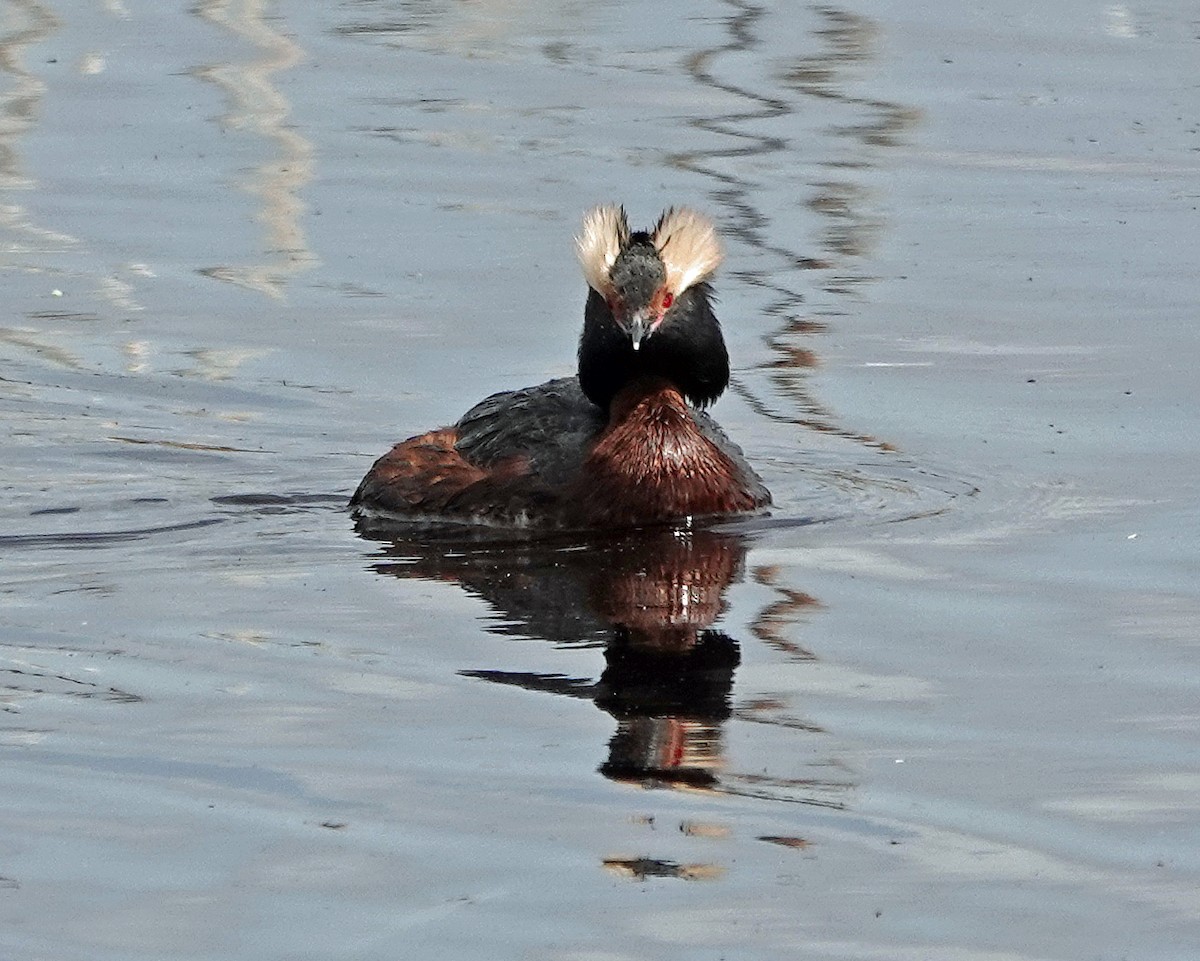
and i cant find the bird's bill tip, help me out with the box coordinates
[628,312,650,351]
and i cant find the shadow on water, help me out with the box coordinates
[359,520,855,814]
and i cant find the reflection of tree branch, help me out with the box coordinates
[786,8,922,271]
[736,700,823,733]
[671,0,816,332]
[193,0,318,298]
[748,564,820,660]
[672,2,915,448]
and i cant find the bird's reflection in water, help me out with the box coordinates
[594,626,738,790]
[361,520,848,808]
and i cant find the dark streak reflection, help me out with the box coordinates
[749,565,820,661]
[602,856,723,882]
[361,522,854,813]
[1,665,142,703]
[675,2,918,448]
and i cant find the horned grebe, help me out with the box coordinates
[351,205,770,529]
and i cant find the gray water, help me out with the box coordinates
[2,1,1198,959]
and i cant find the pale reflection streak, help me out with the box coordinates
[0,1,68,244]
[177,346,271,381]
[0,2,85,369]
[1,1,148,323]
[193,0,317,299]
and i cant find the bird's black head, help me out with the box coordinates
[575,206,730,411]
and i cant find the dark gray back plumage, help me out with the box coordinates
[455,377,604,489]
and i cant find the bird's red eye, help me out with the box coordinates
[661,291,674,310]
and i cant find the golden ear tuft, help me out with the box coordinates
[576,205,630,298]
[651,207,723,295]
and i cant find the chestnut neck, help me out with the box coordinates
[576,376,761,526]
[604,372,672,414]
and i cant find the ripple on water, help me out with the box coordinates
[753,446,979,533]
[0,493,347,552]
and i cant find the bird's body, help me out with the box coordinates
[351,206,771,531]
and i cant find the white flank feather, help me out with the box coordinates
[651,207,723,295]
[575,205,629,297]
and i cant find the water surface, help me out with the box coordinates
[2,1,1198,959]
